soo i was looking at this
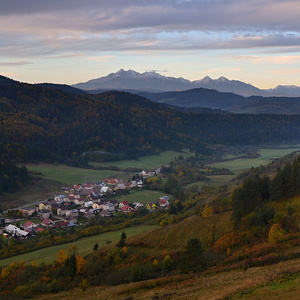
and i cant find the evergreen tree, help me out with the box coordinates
[93,243,99,251]
[180,238,206,273]
[117,232,127,248]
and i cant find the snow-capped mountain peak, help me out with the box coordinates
[73,69,300,97]
[217,76,229,82]
[199,76,212,83]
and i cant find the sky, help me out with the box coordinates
[1,0,300,89]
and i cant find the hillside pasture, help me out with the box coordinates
[0,225,157,267]
[89,150,193,170]
[186,174,236,189]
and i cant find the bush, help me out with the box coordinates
[162,255,174,273]
[130,264,159,282]
[106,267,131,285]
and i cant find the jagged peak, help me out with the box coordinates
[217,76,229,82]
[200,76,212,83]
[116,69,139,76]
[273,84,300,90]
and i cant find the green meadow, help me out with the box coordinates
[208,147,300,174]
[25,150,193,186]
[25,164,135,185]
[0,225,157,267]
[118,189,170,204]
[186,174,236,189]
[89,150,193,170]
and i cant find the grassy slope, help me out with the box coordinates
[37,258,300,300]
[130,211,234,250]
[35,193,300,299]
[0,225,157,267]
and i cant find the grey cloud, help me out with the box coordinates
[1,30,300,59]
[1,0,300,32]
[0,61,33,66]
[0,0,300,58]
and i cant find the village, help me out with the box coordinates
[0,170,170,239]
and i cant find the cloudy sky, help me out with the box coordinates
[1,0,300,88]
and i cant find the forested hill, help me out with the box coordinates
[0,77,300,164]
[36,83,87,95]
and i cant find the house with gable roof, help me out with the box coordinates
[119,201,129,209]
[41,218,55,227]
[23,221,37,232]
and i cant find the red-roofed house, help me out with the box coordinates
[41,218,55,227]
[23,221,37,231]
[119,201,129,209]
[84,183,95,189]
[159,198,170,207]
[74,184,83,191]
[121,205,136,213]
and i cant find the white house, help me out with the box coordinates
[103,203,115,212]
[100,186,110,194]
[84,201,94,208]
[57,208,67,217]
[133,202,144,209]
[5,224,29,237]
[54,195,67,202]
[74,198,85,206]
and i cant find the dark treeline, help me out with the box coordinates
[231,156,300,227]
[0,160,31,194]
[0,79,300,165]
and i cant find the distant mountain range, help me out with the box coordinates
[139,89,300,115]
[73,69,300,97]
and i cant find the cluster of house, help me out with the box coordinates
[1,176,170,239]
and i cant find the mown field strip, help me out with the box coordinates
[0,225,157,267]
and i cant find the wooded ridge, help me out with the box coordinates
[1,75,300,166]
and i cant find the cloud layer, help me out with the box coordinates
[1,0,300,87]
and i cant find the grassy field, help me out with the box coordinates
[89,150,193,170]
[1,178,63,210]
[0,225,157,267]
[25,164,135,185]
[117,189,171,204]
[186,174,236,189]
[208,147,300,174]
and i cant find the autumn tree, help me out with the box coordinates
[162,255,174,273]
[268,223,285,243]
[202,204,213,218]
[58,249,67,266]
[76,254,86,275]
